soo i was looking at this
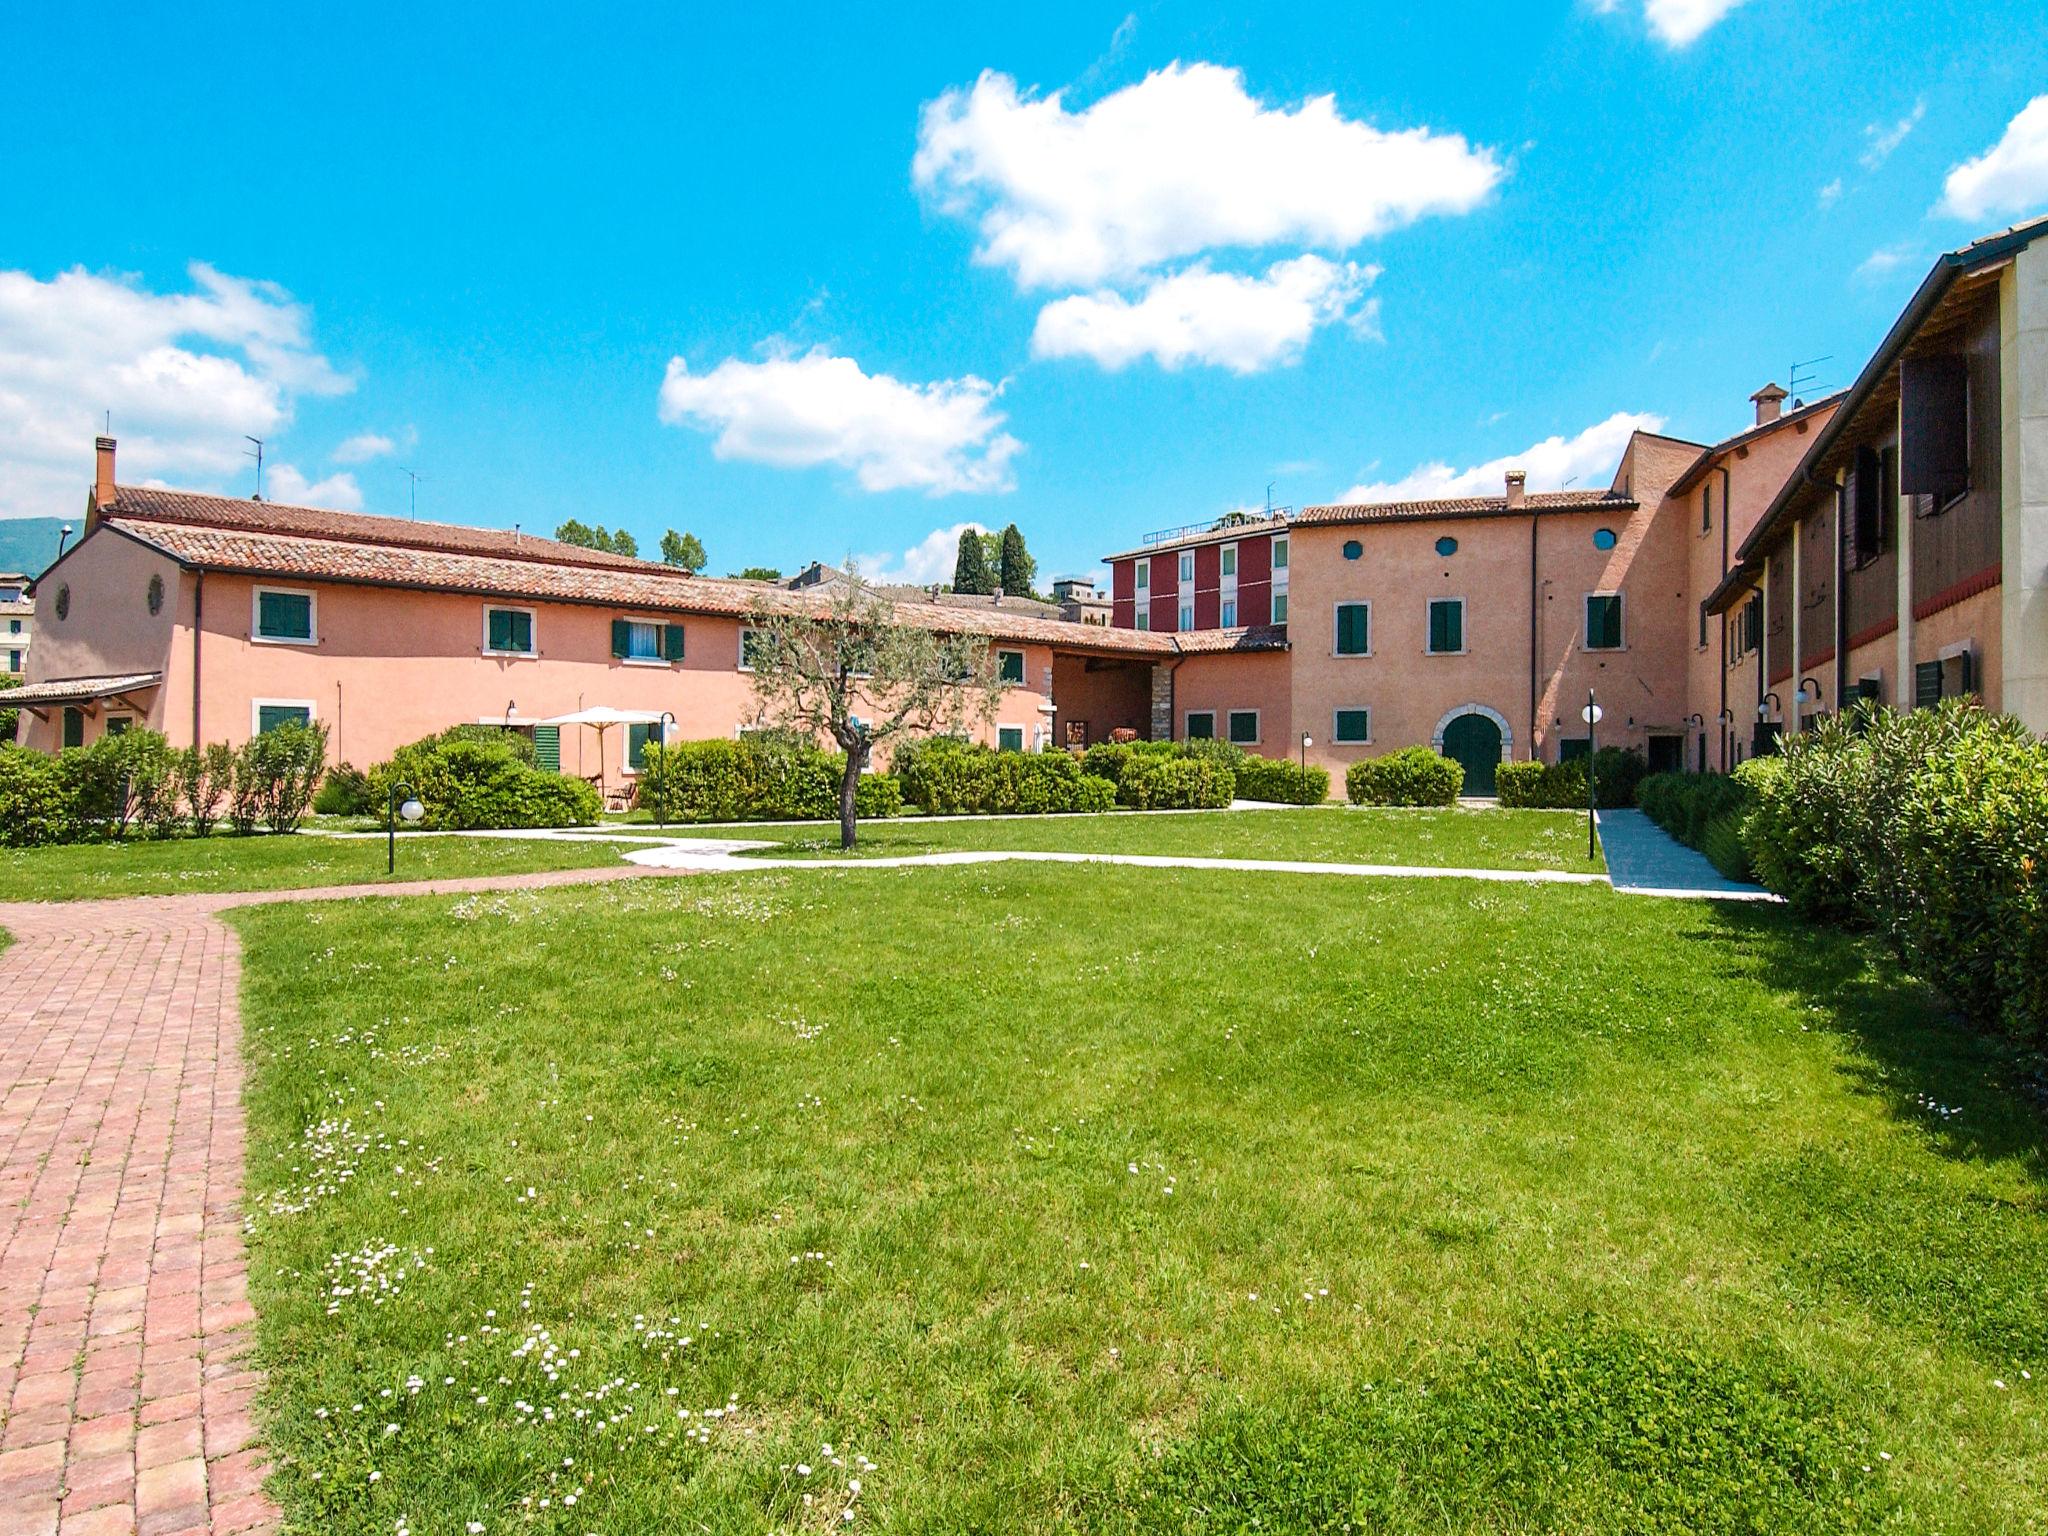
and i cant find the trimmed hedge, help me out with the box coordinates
[369,732,600,830]
[1636,769,1759,883]
[894,738,1114,815]
[1346,747,1461,806]
[1081,740,1237,809]
[1496,748,1644,810]
[1233,755,1331,805]
[635,734,902,823]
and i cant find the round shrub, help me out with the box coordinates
[1346,747,1462,806]
[1234,755,1331,805]
[1496,759,1586,809]
[369,734,600,830]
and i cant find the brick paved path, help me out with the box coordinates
[0,864,657,1535]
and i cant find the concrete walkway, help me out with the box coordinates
[1594,808,1779,901]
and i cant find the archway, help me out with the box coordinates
[1432,704,1513,797]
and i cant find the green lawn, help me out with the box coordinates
[234,866,2048,1533]
[631,804,1606,873]
[0,833,646,902]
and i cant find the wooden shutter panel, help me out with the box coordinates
[662,623,686,662]
[488,610,509,651]
[1850,446,1882,561]
[1900,355,1969,499]
[531,724,561,773]
[1914,659,1943,709]
[611,618,631,657]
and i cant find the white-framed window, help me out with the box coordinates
[997,725,1025,752]
[1177,548,1196,631]
[484,605,536,656]
[612,617,675,664]
[1178,551,1195,582]
[996,648,1026,685]
[1219,542,1238,631]
[1135,609,1151,632]
[1585,592,1625,651]
[251,698,315,735]
[738,627,763,670]
[1178,602,1194,632]
[1332,708,1371,744]
[1134,560,1149,592]
[1334,601,1370,657]
[1220,543,1237,579]
[1184,710,1216,740]
[1221,599,1237,627]
[1226,709,1260,745]
[252,585,316,645]
[1271,591,1288,625]
[624,718,671,775]
[1426,598,1466,655]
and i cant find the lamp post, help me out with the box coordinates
[653,710,676,829]
[1580,690,1603,862]
[1299,732,1312,806]
[1797,677,1823,725]
[1758,692,1782,760]
[386,780,424,874]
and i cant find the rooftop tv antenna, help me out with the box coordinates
[244,436,264,500]
[1787,355,1832,402]
[1266,482,1277,516]
[400,466,426,519]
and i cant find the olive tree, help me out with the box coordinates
[745,569,1003,848]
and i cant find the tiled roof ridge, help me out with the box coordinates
[1297,488,1636,523]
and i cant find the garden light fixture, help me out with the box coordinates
[387,779,424,874]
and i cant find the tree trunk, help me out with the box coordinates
[839,742,866,850]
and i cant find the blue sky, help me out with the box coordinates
[4,0,2046,585]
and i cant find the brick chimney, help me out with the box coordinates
[1504,469,1527,509]
[93,435,117,512]
[1750,382,1788,426]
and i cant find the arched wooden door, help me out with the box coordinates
[1441,712,1503,797]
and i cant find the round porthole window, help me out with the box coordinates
[1593,527,1618,551]
[54,583,70,620]
[1342,539,1363,560]
[147,574,164,615]
[1435,536,1458,557]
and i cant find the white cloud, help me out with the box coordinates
[1937,95,2048,222]
[1855,242,1919,281]
[1817,178,1843,209]
[658,346,1022,496]
[1861,101,1925,171]
[1031,256,1377,373]
[332,431,397,464]
[913,63,1503,289]
[1594,0,1751,48]
[857,520,990,584]
[265,463,364,510]
[1333,411,1663,505]
[0,261,351,520]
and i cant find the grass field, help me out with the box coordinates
[0,833,646,902]
[233,865,2048,1533]
[632,804,1606,873]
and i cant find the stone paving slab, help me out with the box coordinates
[1594,808,1781,901]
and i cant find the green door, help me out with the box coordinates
[1441,712,1503,797]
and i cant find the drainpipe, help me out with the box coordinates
[190,569,204,748]
[1717,466,1732,771]
[1527,511,1540,762]
[1832,470,1848,716]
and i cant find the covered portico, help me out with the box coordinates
[8,673,163,750]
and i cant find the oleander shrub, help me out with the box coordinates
[1588,747,1647,809]
[176,744,234,839]
[1233,755,1331,804]
[1496,758,1587,809]
[244,722,330,834]
[635,733,903,823]
[369,731,600,830]
[0,747,69,846]
[894,736,1116,815]
[1345,747,1461,807]
[312,762,375,817]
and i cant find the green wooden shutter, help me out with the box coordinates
[997,726,1024,752]
[611,619,631,657]
[662,623,686,662]
[1336,604,1368,655]
[62,707,84,747]
[1334,709,1368,743]
[1429,601,1462,653]
[531,724,561,772]
[256,704,308,734]
[627,722,652,770]
[1914,660,1943,709]
[257,590,312,640]
[487,609,511,651]
[999,650,1025,683]
[1185,713,1214,739]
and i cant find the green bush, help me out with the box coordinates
[1233,755,1331,805]
[313,762,374,817]
[369,732,600,830]
[176,744,233,839]
[1496,758,1587,809]
[896,736,1125,815]
[1346,747,1461,806]
[1589,747,1647,809]
[1077,739,1236,810]
[0,748,70,846]
[635,734,904,823]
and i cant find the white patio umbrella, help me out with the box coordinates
[538,706,668,799]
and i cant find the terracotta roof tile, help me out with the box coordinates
[1295,489,1636,526]
[1170,624,1290,654]
[6,672,161,705]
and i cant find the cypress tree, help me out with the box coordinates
[952,527,995,594]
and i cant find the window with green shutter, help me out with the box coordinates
[62,707,83,747]
[1914,659,1944,709]
[997,649,1025,684]
[486,607,533,654]
[662,623,686,662]
[1227,710,1259,744]
[1185,712,1215,739]
[1427,599,1464,654]
[531,724,561,772]
[1585,594,1623,650]
[256,704,310,734]
[739,629,765,670]
[1333,708,1369,743]
[1558,736,1592,762]
[1335,602,1370,656]
[255,589,313,641]
[611,618,632,657]
[997,726,1024,752]
[627,722,656,770]
[105,716,132,736]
